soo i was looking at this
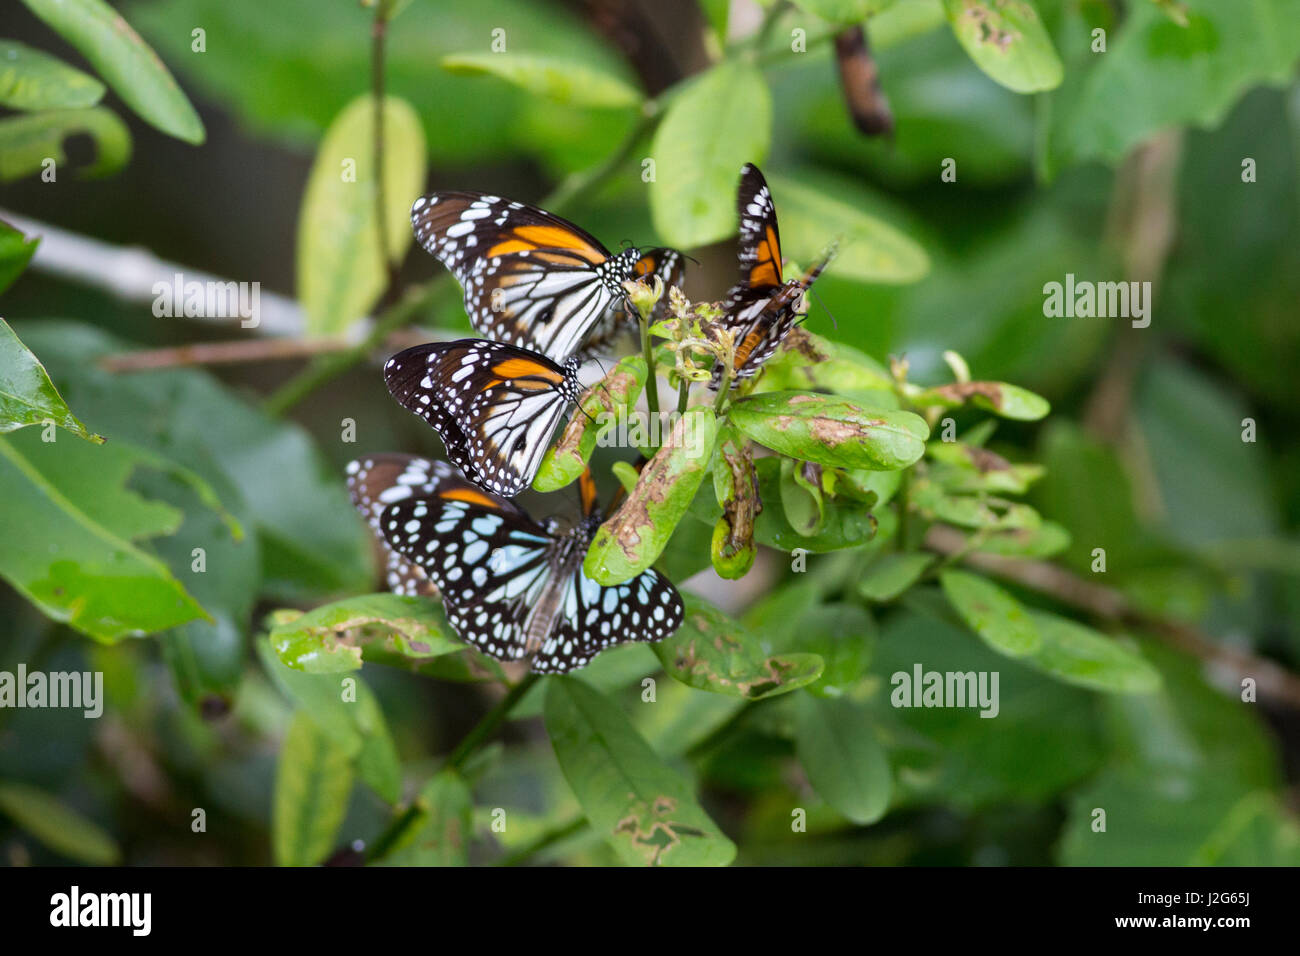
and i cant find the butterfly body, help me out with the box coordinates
[358,457,683,673]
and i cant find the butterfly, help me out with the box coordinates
[384,338,584,497]
[378,463,685,673]
[711,163,834,389]
[411,192,681,363]
[345,453,452,598]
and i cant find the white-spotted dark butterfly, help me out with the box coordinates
[372,460,684,673]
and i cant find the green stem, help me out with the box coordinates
[496,815,587,866]
[444,673,540,773]
[895,466,911,552]
[364,802,422,863]
[711,369,732,415]
[640,314,660,422]
[371,6,396,285]
[676,376,691,414]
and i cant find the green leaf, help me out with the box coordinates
[753,594,877,699]
[1022,611,1161,695]
[272,711,355,866]
[585,407,719,585]
[912,380,1049,420]
[0,319,102,443]
[649,60,772,248]
[942,0,1062,93]
[441,52,641,109]
[653,594,824,699]
[872,604,1105,809]
[15,321,371,600]
[0,107,131,181]
[19,0,204,143]
[129,0,631,167]
[858,552,934,602]
[939,569,1041,657]
[754,330,895,397]
[0,221,39,295]
[1040,0,1300,177]
[544,676,736,865]
[794,694,892,824]
[0,780,121,864]
[0,430,209,641]
[258,639,402,803]
[768,171,930,284]
[780,458,824,537]
[296,94,426,336]
[753,457,882,552]
[0,40,105,110]
[269,593,463,674]
[794,0,896,23]
[729,391,928,470]
[534,356,646,492]
[378,771,473,866]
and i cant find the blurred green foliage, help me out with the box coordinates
[0,0,1298,869]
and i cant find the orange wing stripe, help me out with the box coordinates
[578,469,598,517]
[487,224,606,263]
[440,488,501,509]
[492,358,563,382]
[748,225,782,289]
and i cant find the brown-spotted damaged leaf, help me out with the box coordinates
[653,594,824,700]
[269,593,463,674]
[584,407,719,585]
[729,391,928,471]
[544,676,736,866]
[913,380,1050,421]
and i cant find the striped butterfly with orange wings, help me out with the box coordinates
[711,163,834,389]
[391,193,684,495]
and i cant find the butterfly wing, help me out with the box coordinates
[531,559,685,674]
[411,192,638,362]
[727,163,784,304]
[345,454,457,597]
[384,339,581,497]
[380,491,558,663]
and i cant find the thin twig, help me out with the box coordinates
[444,673,541,773]
[371,4,399,287]
[99,327,439,372]
[923,524,1300,709]
[98,337,350,371]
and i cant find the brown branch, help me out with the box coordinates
[98,328,438,373]
[924,524,1300,710]
[1083,128,1183,442]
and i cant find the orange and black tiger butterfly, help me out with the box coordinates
[410,192,684,363]
[712,164,834,389]
[384,339,582,497]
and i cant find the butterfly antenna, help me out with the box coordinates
[810,288,839,330]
